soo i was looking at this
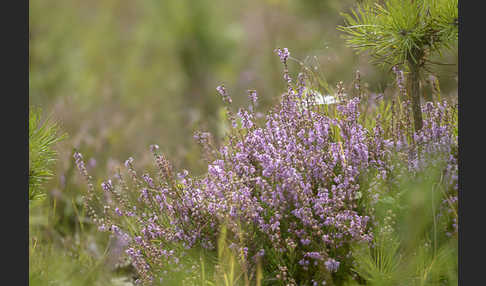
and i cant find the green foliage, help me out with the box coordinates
[350,232,402,285]
[338,0,458,131]
[29,107,66,202]
[430,0,458,51]
[29,241,111,286]
[338,0,458,67]
[348,161,458,286]
[29,193,122,286]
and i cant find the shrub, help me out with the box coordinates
[74,49,457,285]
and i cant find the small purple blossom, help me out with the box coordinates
[305,252,323,260]
[101,180,113,191]
[275,47,290,64]
[324,258,340,272]
[150,144,159,153]
[248,89,258,104]
[125,157,134,168]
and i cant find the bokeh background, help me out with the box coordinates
[29,0,457,282]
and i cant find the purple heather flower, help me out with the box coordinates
[142,174,155,188]
[216,84,232,104]
[275,47,290,64]
[124,157,134,168]
[301,238,311,246]
[248,90,258,104]
[150,144,159,152]
[298,259,310,266]
[238,108,254,129]
[101,180,113,191]
[115,207,123,216]
[305,252,323,260]
[325,258,340,272]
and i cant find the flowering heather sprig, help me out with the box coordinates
[74,152,91,190]
[297,72,306,98]
[248,89,258,105]
[393,65,406,97]
[237,108,254,129]
[216,84,232,104]
[73,151,101,225]
[324,258,340,273]
[336,81,346,103]
[149,144,159,153]
[193,131,217,163]
[216,83,239,134]
[274,48,293,93]
[101,180,113,192]
[247,89,258,113]
[406,101,457,174]
[275,47,289,64]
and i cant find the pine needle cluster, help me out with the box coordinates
[29,107,66,202]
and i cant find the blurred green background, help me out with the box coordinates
[29,0,457,175]
[29,0,457,283]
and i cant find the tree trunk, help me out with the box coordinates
[409,62,423,131]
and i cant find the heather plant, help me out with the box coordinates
[74,48,457,285]
[338,0,458,131]
[30,0,458,254]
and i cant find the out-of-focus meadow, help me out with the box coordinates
[30,0,457,184]
[29,0,457,285]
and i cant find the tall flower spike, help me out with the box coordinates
[216,84,232,104]
[297,72,306,98]
[274,48,293,92]
[248,89,258,105]
[392,65,406,97]
[275,47,290,64]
